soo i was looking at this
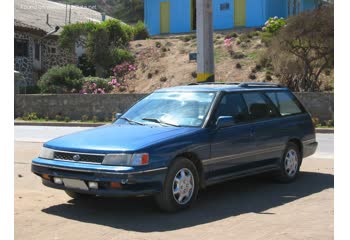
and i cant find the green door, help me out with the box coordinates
[160,2,170,34]
[234,0,246,27]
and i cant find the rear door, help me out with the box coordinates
[241,92,285,165]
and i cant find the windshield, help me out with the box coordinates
[116,91,216,127]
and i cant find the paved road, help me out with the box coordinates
[14,126,334,159]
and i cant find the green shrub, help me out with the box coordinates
[22,112,39,121]
[112,48,135,64]
[64,117,71,122]
[133,21,149,40]
[18,85,41,94]
[77,54,96,77]
[262,17,287,34]
[155,41,162,48]
[260,31,273,46]
[81,115,89,122]
[81,77,114,94]
[180,35,196,42]
[55,115,63,121]
[92,116,98,123]
[38,65,84,94]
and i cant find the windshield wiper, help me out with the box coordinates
[120,117,145,126]
[142,118,179,127]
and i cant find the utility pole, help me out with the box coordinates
[196,0,214,82]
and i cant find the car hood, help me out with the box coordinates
[44,124,201,153]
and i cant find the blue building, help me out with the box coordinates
[144,0,317,35]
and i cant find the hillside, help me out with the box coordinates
[120,30,333,93]
[50,0,144,23]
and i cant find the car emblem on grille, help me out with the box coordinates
[73,155,81,161]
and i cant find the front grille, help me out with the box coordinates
[53,151,105,164]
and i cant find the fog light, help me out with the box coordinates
[88,182,98,189]
[53,177,63,185]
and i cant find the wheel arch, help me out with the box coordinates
[287,138,303,159]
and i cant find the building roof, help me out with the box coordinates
[15,0,112,35]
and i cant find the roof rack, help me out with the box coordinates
[238,82,282,88]
[188,82,241,86]
[187,82,283,88]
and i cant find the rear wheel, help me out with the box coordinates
[155,157,199,212]
[276,142,302,182]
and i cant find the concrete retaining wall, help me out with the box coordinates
[14,92,334,122]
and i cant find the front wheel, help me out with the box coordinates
[155,157,199,212]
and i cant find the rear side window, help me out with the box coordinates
[242,92,278,121]
[266,91,303,116]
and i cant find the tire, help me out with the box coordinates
[155,157,199,212]
[275,142,302,183]
[65,190,93,200]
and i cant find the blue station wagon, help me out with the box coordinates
[32,82,318,212]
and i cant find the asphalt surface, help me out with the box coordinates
[14,126,334,159]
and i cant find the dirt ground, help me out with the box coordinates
[15,141,333,240]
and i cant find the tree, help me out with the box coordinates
[269,5,334,91]
[59,19,134,77]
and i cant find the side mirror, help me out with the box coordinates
[216,116,235,129]
[115,113,123,120]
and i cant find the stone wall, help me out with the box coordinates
[14,93,334,122]
[14,30,76,86]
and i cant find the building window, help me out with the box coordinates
[48,46,57,55]
[15,39,29,57]
[220,3,230,11]
[34,43,40,61]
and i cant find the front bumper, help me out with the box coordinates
[31,158,167,197]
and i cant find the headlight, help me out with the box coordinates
[102,153,149,166]
[39,147,54,160]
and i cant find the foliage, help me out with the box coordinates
[80,77,114,94]
[38,65,84,93]
[22,112,39,121]
[77,54,96,77]
[268,6,334,92]
[109,62,138,90]
[112,48,135,64]
[113,0,144,23]
[133,21,149,40]
[59,19,134,77]
[262,17,287,34]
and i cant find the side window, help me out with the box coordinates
[214,94,248,123]
[266,91,303,116]
[242,92,278,121]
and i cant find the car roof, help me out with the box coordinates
[155,83,289,93]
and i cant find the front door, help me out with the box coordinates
[205,93,255,179]
[234,0,246,27]
[160,2,170,34]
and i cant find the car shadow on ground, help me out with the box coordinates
[42,171,333,232]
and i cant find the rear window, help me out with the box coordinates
[266,91,303,116]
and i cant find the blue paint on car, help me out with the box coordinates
[32,83,317,211]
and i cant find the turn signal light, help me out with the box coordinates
[42,174,50,180]
[110,182,122,189]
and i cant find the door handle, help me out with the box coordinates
[249,128,255,137]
